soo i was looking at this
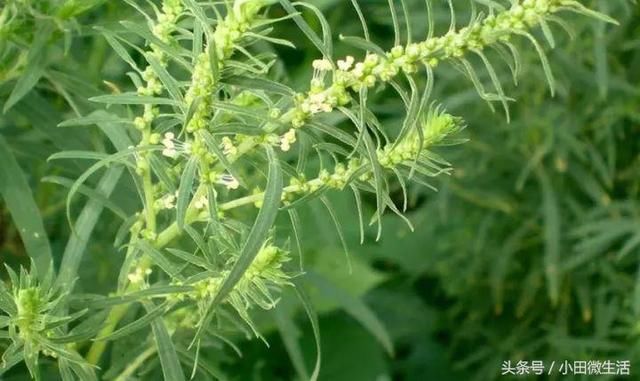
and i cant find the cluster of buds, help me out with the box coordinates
[133,105,159,131]
[184,54,213,133]
[127,265,153,285]
[277,110,462,205]
[218,0,269,58]
[137,67,163,96]
[378,111,462,169]
[184,0,267,133]
[280,128,297,152]
[152,0,183,43]
[180,242,291,314]
[0,264,94,379]
[288,0,565,132]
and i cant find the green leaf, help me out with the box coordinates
[193,145,283,343]
[339,35,386,57]
[293,282,321,381]
[73,285,192,309]
[293,2,333,57]
[319,196,351,272]
[177,157,199,230]
[120,21,191,69]
[213,145,282,304]
[225,76,295,97]
[198,130,244,188]
[137,241,183,279]
[54,168,125,288]
[145,52,185,108]
[537,167,560,305]
[58,113,131,128]
[96,302,168,341]
[306,272,394,356]
[90,93,180,106]
[146,301,187,381]
[362,131,387,241]
[98,27,140,72]
[0,136,52,278]
[278,0,332,59]
[274,299,309,381]
[3,23,52,112]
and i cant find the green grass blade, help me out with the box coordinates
[307,271,394,356]
[212,145,283,305]
[0,136,52,278]
[146,301,186,381]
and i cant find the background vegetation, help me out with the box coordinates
[1,0,638,380]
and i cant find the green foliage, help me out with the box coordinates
[0,0,635,380]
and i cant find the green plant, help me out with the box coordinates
[0,0,618,380]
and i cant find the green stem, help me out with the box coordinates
[86,303,129,365]
[114,346,157,381]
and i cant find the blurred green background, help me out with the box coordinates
[1,0,639,380]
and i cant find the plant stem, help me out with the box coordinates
[114,346,157,381]
[86,303,129,365]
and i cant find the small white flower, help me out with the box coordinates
[162,132,177,158]
[194,195,208,210]
[161,132,191,159]
[221,136,238,157]
[303,92,333,114]
[312,58,332,71]
[280,128,297,152]
[160,192,177,209]
[337,56,354,71]
[218,173,239,190]
[352,62,366,78]
[128,266,151,285]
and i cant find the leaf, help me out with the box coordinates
[73,285,193,309]
[516,31,556,96]
[137,241,183,279]
[338,35,386,57]
[193,145,283,343]
[146,301,187,381]
[98,27,140,72]
[537,167,560,305]
[319,196,351,273]
[3,23,52,112]
[120,21,191,69]
[293,281,321,381]
[225,76,295,97]
[287,209,304,270]
[11,93,87,151]
[349,0,370,41]
[293,2,333,58]
[177,157,199,230]
[55,168,124,289]
[386,0,400,46]
[273,300,309,381]
[362,131,387,241]
[58,113,131,128]
[213,145,282,304]
[278,0,332,59]
[90,93,181,106]
[95,302,168,341]
[0,136,52,278]
[145,52,185,108]
[563,0,619,25]
[43,174,126,219]
[306,271,394,356]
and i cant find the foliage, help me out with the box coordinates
[0,0,634,380]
